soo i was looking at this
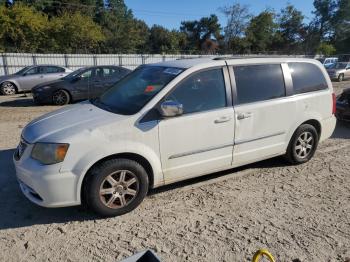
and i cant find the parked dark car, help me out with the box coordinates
[336,88,350,122]
[32,65,131,105]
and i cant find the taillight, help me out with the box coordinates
[332,93,336,115]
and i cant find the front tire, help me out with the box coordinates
[285,124,319,164]
[338,74,344,82]
[52,89,70,105]
[1,82,17,95]
[84,159,149,217]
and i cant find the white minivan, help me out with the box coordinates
[14,58,337,216]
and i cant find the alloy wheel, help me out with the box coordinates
[294,131,314,159]
[52,90,68,105]
[99,170,139,209]
[2,82,16,95]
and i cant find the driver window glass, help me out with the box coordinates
[81,69,93,79]
[25,67,39,75]
[166,68,226,114]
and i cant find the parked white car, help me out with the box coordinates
[14,58,336,216]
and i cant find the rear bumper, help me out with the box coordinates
[320,116,337,142]
[13,152,80,208]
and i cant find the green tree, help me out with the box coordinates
[277,5,305,53]
[180,14,222,53]
[313,0,337,40]
[14,0,97,17]
[333,0,350,53]
[0,3,48,52]
[317,42,336,55]
[47,12,105,53]
[148,25,179,53]
[245,10,277,53]
[220,2,252,46]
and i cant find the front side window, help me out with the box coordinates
[81,69,93,79]
[94,66,184,115]
[234,64,286,105]
[25,67,39,75]
[165,68,226,114]
[288,62,328,94]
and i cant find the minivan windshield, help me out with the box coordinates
[93,66,184,115]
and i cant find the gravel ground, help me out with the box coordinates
[0,81,349,262]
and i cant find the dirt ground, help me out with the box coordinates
[0,81,349,262]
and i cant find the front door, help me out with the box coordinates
[17,66,45,91]
[72,68,96,100]
[159,67,235,183]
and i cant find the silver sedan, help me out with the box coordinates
[0,65,72,95]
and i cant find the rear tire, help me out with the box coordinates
[1,82,17,95]
[285,124,319,164]
[338,74,344,82]
[84,158,149,217]
[52,89,70,105]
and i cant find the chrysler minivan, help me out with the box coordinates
[14,58,336,216]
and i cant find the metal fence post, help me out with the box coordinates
[93,55,97,66]
[32,54,37,65]
[64,54,69,68]
[141,55,145,65]
[118,55,122,66]
[2,53,9,75]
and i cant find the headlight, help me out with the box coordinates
[35,86,51,92]
[31,143,69,165]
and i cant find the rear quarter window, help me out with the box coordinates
[288,62,328,94]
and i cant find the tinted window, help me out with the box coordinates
[166,68,226,114]
[103,68,119,77]
[44,66,64,73]
[288,62,328,94]
[234,64,285,104]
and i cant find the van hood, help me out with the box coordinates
[22,101,127,144]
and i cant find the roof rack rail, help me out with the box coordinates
[212,55,305,60]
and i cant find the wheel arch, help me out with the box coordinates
[301,119,321,138]
[285,118,322,152]
[80,152,155,204]
[1,80,18,93]
[53,88,73,103]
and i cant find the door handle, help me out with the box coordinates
[214,116,232,124]
[237,112,252,120]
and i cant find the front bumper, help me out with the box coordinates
[32,91,52,105]
[13,145,80,208]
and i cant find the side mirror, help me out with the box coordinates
[159,100,183,117]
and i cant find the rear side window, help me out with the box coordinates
[288,62,328,94]
[234,64,286,104]
[44,66,64,73]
